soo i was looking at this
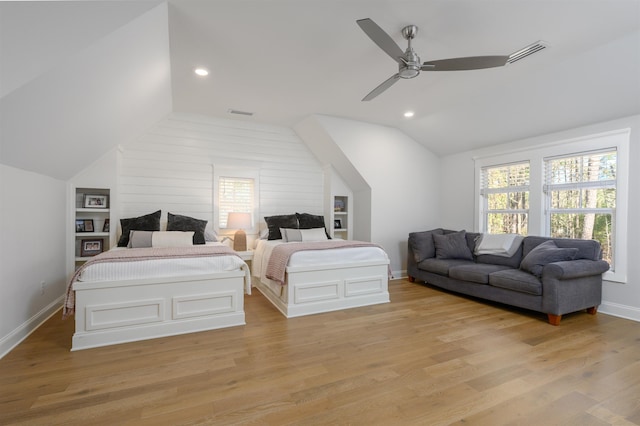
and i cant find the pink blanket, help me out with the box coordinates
[63,245,240,318]
[265,240,386,285]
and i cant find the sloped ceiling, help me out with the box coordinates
[0,1,172,180]
[168,0,640,155]
[1,0,639,180]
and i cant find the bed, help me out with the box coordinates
[65,243,250,351]
[251,239,390,318]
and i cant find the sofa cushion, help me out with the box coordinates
[449,264,513,284]
[417,258,475,276]
[520,240,578,278]
[433,230,474,260]
[409,228,444,262]
[489,269,543,296]
[523,236,601,261]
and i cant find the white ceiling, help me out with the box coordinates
[168,0,640,155]
[1,0,639,180]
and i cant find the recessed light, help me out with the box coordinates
[404,111,415,118]
[194,68,209,76]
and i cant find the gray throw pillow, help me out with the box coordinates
[167,212,207,245]
[117,210,161,247]
[409,228,443,262]
[433,230,474,260]
[264,214,298,240]
[520,240,579,278]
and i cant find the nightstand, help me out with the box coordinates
[235,250,254,261]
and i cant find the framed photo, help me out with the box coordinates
[84,194,108,209]
[334,219,342,229]
[103,218,110,233]
[81,239,103,257]
[75,219,94,232]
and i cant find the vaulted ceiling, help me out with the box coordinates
[1,0,639,179]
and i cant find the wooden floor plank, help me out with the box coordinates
[1,279,639,425]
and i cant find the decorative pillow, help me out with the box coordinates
[433,230,474,260]
[204,227,218,242]
[475,234,523,257]
[281,228,303,242]
[117,210,161,247]
[409,228,444,262]
[128,230,153,248]
[167,212,207,245]
[520,240,579,278]
[151,231,194,248]
[296,212,331,239]
[264,214,298,240]
[301,228,329,242]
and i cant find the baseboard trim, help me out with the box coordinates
[391,269,407,280]
[599,301,640,323]
[0,295,64,359]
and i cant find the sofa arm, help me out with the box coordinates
[543,259,609,280]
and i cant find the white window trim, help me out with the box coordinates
[213,166,260,237]
[475,129,629,283]
[480,161,530,234]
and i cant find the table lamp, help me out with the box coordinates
[226,212,251,251]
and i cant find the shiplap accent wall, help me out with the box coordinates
[119,113,324,233]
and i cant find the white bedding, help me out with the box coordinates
[252,239,389,288]
[77,243,251,294]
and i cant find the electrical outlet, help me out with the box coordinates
[41,281,46,295]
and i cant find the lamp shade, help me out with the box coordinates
[226,212,251,229]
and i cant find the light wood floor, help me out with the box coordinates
[1,280,639,425]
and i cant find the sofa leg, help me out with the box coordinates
[586,306,598,315]
[547,314,562,326]
[408,276,415,283]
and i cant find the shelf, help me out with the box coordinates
[76,232,109,237]
[334,211,347,215]
[76,208,110,213]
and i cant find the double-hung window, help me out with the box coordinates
[480,162,530,235]
[544,150,617,265]
[218,176,254,228]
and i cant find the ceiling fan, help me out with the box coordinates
[357,18,510,101]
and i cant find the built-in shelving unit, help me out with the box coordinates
[74,188,111,266]
[333,195,349,239]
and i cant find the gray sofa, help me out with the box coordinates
[407,229,610,325]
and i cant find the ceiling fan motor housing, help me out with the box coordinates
[399,50,421,78]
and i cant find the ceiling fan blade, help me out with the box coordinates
[362,73,400,101]
[357,18,404,63]
[422,55,509,71]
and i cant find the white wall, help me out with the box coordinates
[118,113,325,240]
[0,165,67,358]
[298,115,442,277]
[440,114,640,322]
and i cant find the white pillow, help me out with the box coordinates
[152,231,195,248]
[280,228,302,242]
[474,233,523,257]
[300,228,328,242]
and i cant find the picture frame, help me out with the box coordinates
[75,219,94,232]
[84,194,108,209]
[81,239,103,257]
[334,219,342,229]
[103,218,110,233]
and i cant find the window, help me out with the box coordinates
[218,176,254,228]
[544,150,616,265]
[213,167,259,234]
[475,128,629,283]
[480,162,530,235]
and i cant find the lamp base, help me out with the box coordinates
[233,230,247,251]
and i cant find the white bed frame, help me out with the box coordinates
[253,260,390,318]
[72,271,246,351]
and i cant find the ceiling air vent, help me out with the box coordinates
[507,41,548,64]
[227,109,254,116]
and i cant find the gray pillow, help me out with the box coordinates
[117,210,161,247]
[520,240,579,278]
[264,214,298,240]
[128,230,153,248]
[167,212,207,245]
[433,230,474,260]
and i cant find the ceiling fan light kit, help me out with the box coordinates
[357,18,513,101]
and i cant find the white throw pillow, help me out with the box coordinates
[300,228,328,242]
[474,233,523,257]
[151,231,195,248]
[281,228,303,242]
